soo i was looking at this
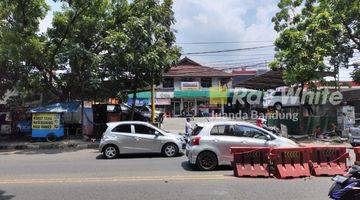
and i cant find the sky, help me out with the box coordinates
[40,0,355,81]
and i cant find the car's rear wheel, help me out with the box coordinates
[103,145,119,159]
[274,102,282,111]
[162,143,178,157]
[196,151,218,171]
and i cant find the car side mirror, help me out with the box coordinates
[155,131,160,136]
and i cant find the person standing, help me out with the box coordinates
[185,117,192,136]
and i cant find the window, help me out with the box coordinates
[163,78,174,88]
[210,125,236,136]
[235,126,268,140]
[220,78,229,87]
[134,124,156,135]
[112,124,131,133]
[201,78,212,88]
[181,77,194,82]
[192,126,203,136]
[274,92,283,96]
[210,125,226,135]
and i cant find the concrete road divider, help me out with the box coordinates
[310,147,349,176]
[270,147,312,179]
[230,147,271,177]
[353,147,360,165]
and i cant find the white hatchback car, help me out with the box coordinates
[186,121,298,170]
[100,121,186,159]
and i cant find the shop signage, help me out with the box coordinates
[156,92,174,99]
[32,113,60,130]
[181,82,199,90]
[155,99,171,105]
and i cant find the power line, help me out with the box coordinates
[186,53,275,57]
[177,40,274,45]
[203,56,274,64]
[182,45,274,55]
[212,62,270,70]
[211,60,271,66]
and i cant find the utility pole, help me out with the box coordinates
[150,81,156,124]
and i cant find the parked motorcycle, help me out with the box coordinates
[329,165,360,199]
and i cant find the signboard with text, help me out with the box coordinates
[181,82,199,90]
[32,113,61,130]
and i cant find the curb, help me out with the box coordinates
[0,142,99,151]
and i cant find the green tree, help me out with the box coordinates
[0,0,127,102]
[104,0,180,119]
[0,0,50,99]
[273,0,359,83]
[271,0,329,133]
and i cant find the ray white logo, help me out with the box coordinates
[232,88,343,106]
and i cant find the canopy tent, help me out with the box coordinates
[29,102,81,113]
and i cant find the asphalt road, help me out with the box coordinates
[0,149,333,200]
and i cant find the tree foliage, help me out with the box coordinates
[0,0,180,103]
[271,0,360,84]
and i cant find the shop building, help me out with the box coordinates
[128,57,235,117]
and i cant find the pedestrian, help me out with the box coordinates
[185,117,192,137]
[314,126,322,139]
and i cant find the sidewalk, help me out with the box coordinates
[0,139,100,151]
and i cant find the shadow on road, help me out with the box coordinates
[96,153,184,160]
[0,190,15,200]
[180,161,233,171]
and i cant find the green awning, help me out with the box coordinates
[174,90,209,98]
[128,91,151,99]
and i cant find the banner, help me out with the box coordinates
[32,113,60,130]
[181,82,199,90]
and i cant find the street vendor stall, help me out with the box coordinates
[31,112,64,142]
[29,101,93,141]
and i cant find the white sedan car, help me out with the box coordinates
[186,121,298,170]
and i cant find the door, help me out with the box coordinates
[133,124,164,153]
[208,124,244,162]
[174,102,181,116]
[182,100,195,116]
[111,124,137,153]
[235,126,269,147]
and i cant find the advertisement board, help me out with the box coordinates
[32,113,61,130]
[181,82,199,90]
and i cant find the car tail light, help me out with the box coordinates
[191,136,201,146]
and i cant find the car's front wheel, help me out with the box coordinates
[162,143,179,157]
[103,145,119,159]
[196,151,218,171]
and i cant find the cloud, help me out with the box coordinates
[173,0,278,42]
[173,0,278,64]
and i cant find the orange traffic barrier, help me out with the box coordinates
[230,147,272,177]
[354,147,360,165]
[270,147,312,179]
[310,147,349,176]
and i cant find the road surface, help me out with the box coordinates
[0,149,332,200]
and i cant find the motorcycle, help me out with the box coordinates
[329,165,360,199]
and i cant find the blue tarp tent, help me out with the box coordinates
[29,102,81,113]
